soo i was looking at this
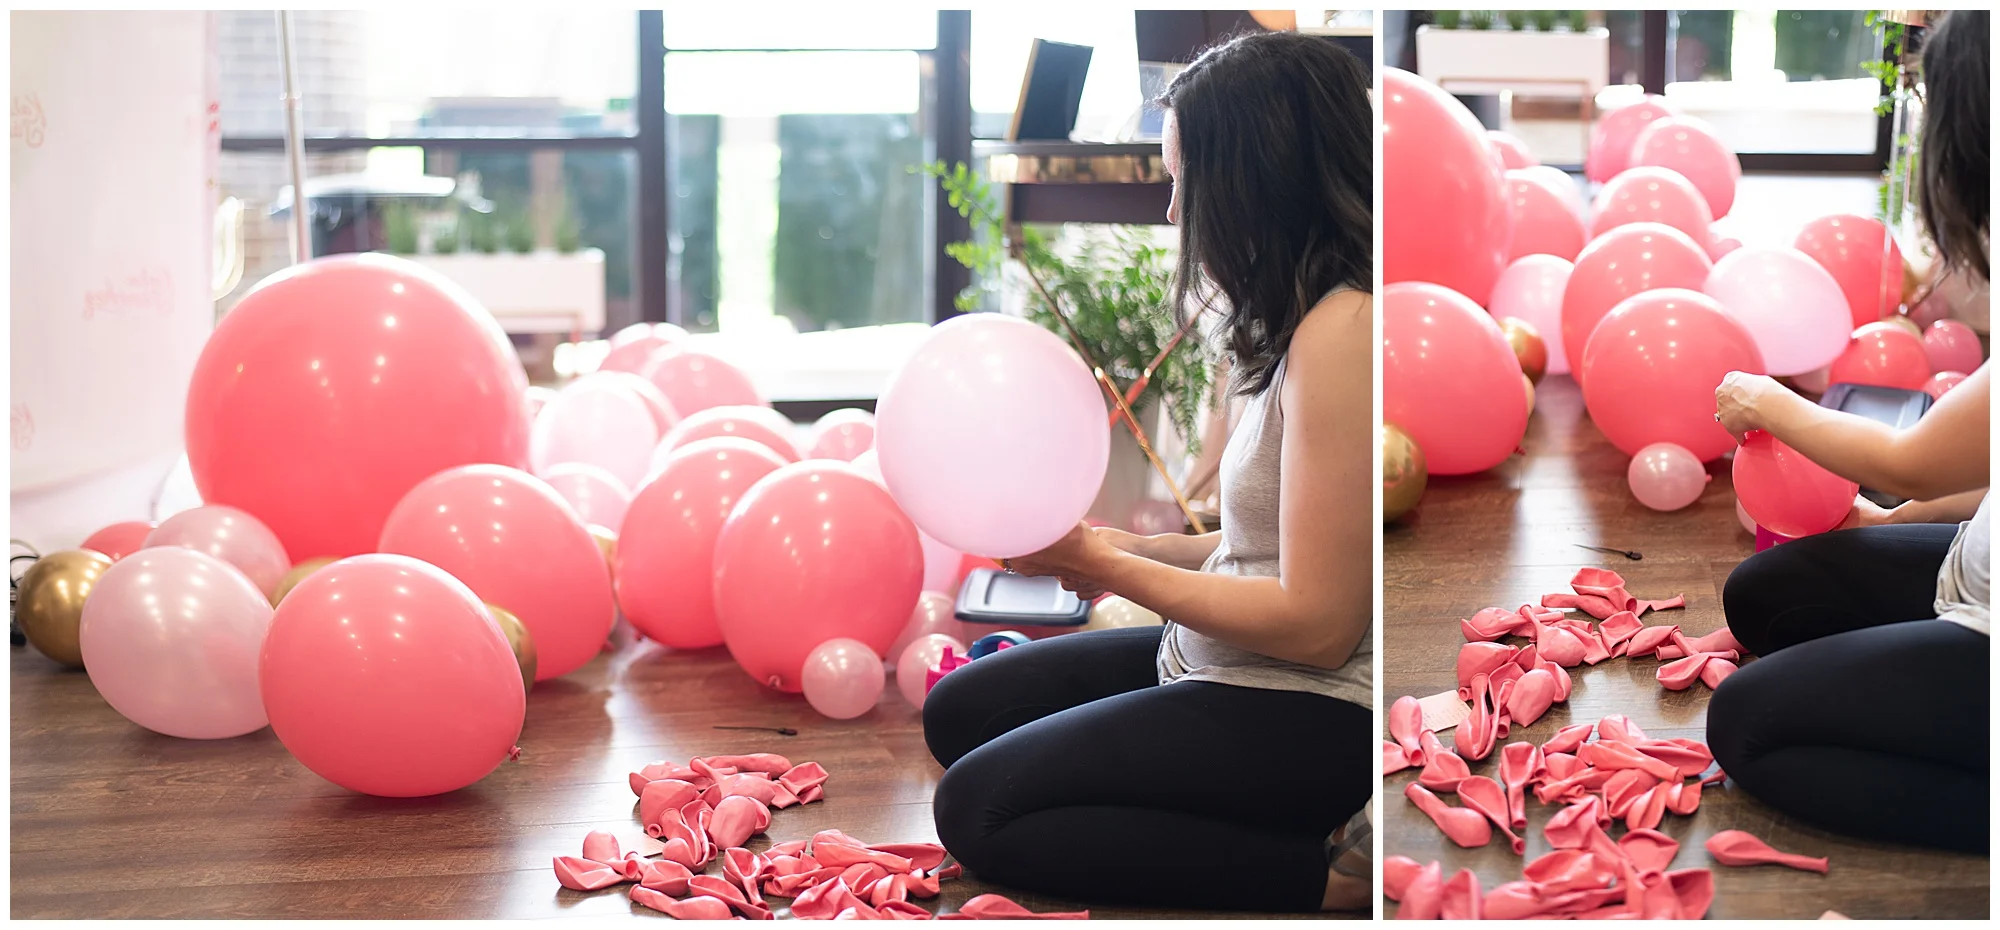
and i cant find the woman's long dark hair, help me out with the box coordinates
[1918,9,1989,282]
[1158,31,1373,396]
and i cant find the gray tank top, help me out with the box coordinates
[1936,494,1990,636]
[1156,345,1374,709]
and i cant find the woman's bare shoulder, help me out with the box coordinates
[1291,289,1374,360]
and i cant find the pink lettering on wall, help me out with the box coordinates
[11,92,46,148]
[11,405,34,452]
[82,267,177,320]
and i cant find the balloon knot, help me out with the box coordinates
[766,675,784,690]
[508,745,523,762]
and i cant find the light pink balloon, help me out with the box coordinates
[896,633,965,708]
[808,408,876,461]
[875,314,1110,559]
[1735,499,1758,535]
[601,323,689,374]
[525,385,557,421]
[541,462,634,533]
[1707,232,1743,262]
[79,546,275,738]
[801,637,886,720]
[1923,320,1984,375]
[1587,95,1675,183]
[1925,370,1969,400]
[1488,255,1575,376]
[1629,116,1740,219]
[1627,442,1710,511]
[848,450,966,592]
[600,371,681,435]
[1702,246,1853,377]
[531,376,660,490]
[143,504,290,598]
[1487,131,1538,169]
[889,591,967,663]
[1505,169,1587,263]
[849,448,883,483]
[1792,366,1831,394]
[640,347,765,416]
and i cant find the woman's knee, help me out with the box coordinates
[1704,659,1770,779]
[930,751,999,870]
[921,666,987,768]
[1721,546,1805,656]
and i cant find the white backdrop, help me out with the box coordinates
[10,12,218,549]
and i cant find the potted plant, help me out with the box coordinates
[1530,10,1559,32]
[408,199,607,337]
[1433,11,1463,30]
[1417,10,1610,97]
[1565,10,1588,33]
[382,201,419,255]
[503,210,536,255]
[1504,10,1528,31]
[1467,10,1495,30]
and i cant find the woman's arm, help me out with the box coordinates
[1096,527,1221,571]
[1716,364,1990,502]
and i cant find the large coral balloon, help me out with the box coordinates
[1382,68,1514,306]
[1381,282,1529,476]
[1560,223,1713,378]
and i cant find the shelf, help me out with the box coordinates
[972,140,1174,226]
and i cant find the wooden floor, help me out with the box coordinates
[1381,375,1990,919]
[10,619,1333,919]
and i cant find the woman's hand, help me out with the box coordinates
[1002,522,1119,598]
[1837,495,1894,530]
[1714,372,1787,443]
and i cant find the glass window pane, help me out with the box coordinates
[664,8,935,50]
[971,10,1143,141]
[1665,10,1879,155]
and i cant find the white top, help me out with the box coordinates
[1936,494,1991,635]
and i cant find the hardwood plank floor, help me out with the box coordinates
[1381,374,1989,919]
[10,619,1337,919]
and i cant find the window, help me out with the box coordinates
[1661,10,1881,155]
[970,10,1143,141]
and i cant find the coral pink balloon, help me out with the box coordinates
[1923,320,1984,375]
[1627,442,1710,511]
[1580,288,1765,462]
[1382,68,1514,306]
[80,547,274,739]
[1382,282,1529,476]
[658,406,800,466]
[1629,116,1740,219]
[601,371,681,435]
[1587,95,1675,183]
[1505,169,1587,263]
[261,554,524,796]
[377,465,614,681]
[801,637,887,719]
[185,253,530,561]
[1560,223,1714,378]
[807,408,876,461]
[1733,430,1858,538]
[1925,371,1969,400]
[640,347,765,417]
[888,590,967,663]
[531,375,659,491]
[897,633,965,708]
[1489,255,1575,376]
[541,462,634,534]
[1518,165,1588,221]
[1794,214,1905,328]
[1589,166,1712,245]
[1702,246,1852,377]
[600,323,689,374]
[80,521,156,561]
[713,462,923,691]
[1488,130,1537,169]
[875,313,1108,559]
[617,438,788,650]
[1828,322,1932,390]
[143,504,290,598]
[848,450,968,593]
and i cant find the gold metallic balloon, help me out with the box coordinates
[587,525,617,584]
[15,549,113,668]
[1081,595,1163,633]
[1879,314,1922,340]
[1382,423,1428,524]
[270,556,338,606]
[1523,372,1537,417]
[486,603,537,694]
[1499,317,1549,385]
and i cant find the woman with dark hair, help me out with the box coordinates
[1707,9,1989,853]
[921,31,1374,912]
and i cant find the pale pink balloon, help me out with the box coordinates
[1706,232,1743,262]
[1505,169,1586,263]
[144,504,290,597]
[1924,370,1969,400]
[1629,115,1740,219]
[640,347,765,416]
[600,370,681,435]
[1587,95,1675,183]
[524,385,557,421]
[1590,166,1712,245]
[1129,499,1187,536]
[541,462,634,533]
[657,406,801,466]
[1735,499,1758,535]
[531,376,660,490]
[889,591,967,663]
[808,408,877,462]
[1923,320,1984,375]
[849,448,884,484]
[875,313,1109,559]
[1627,442,1710,511]
[79,546,275,738]
[1488,255,1574,376]
[1702,246,1852,377]
[896,633,965,708]
[1792,366,1831,394]
[801,637,887,720]
[1487,130,1538,169]
[601,323,689,374]
[848,450,966,592]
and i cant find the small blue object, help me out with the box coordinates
[968,631,1032,659]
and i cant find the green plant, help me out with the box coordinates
[922,160,1212,454]
[381,201,418,255]
[466,211,500,254]
[556,210,582,254]
[1861,11,1912,117]
[1504,10,1528,31]
[1565,10,1588,32]
[432,216,461,255]
[1467,10,1495,30]
[504,210,536,254]
[1530,10,1558,31]
[1433,10,1462,30]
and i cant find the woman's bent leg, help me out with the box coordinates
[922,626,1163,768]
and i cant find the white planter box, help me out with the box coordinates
[1416,27,1610,100]
[409,249,605,335]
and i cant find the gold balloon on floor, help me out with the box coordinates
[587,524,617,584]
[1523,372,1537,417]
[1081,595,1163,632]
[270,557,338,606]
[1499,317,1548,385]
[1879,314,1922,340]
[15,549,113,668]
[1383,423,1428,524]
[486,603,537,694]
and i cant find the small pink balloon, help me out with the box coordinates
[808,408,876,462]
[1587,95,1675,184]
[896,633,965,708]
[1735,499,1758,535]
[600,371,682,435]
[889,591,967,662]
[1923,320,1984,376]
[1488,255,1574,376]
[1488,130,1538,169]
[657,406,801,466]
[1702,246,1852,377]
[801,637,887,720]
[1505,169,1587,263]
[1627,442,1710,511]
[1733,430,1857,538]
[1629,116,1740,219]
[640,347,764,417]
[1129,499,1186,536]
[1828,322,1932,390]
[80,521,156,561]
[144,504,291,597]
[80,546,275,739]
[1924,370,1969,400]
[541,462,634,534]
[531,375,660,490]
[600,323,690,374]
[1590,166,1712,246]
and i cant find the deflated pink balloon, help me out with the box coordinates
[531,375,659,490]
[1629,116,1740,219]
[1590,166,1712,246]
[1828,322,1932,390]
[1382,68,1514,306]
[802,637,887,719]
[1560,222,1713,379]
[79,546,274,738]
[1580,288,1764,462]
[1705,829,1829,873]
[808,408,876,461]
[640,347,765,417]
[1506,170,1586,263]
[1406,782,1492,848]
[1627,441,1709,511]
[1588,95,1675,183]
[1923,320,1983,375]
[1925,370,1969,400]
[1732,430,1857,538]
[1382,282,1528,476]
[1703,246,1853,377]
[658,405,800,465]
[896,633,964,708]
[617,438,789,650]
[143,504,290,598]
[874,313,1108,559]
[541,462,634,534]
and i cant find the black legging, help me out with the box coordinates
[923,626,1371,911]
[1708,524,1990,853]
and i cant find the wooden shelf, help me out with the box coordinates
[973,140,1174,226]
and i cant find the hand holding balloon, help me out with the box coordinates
[1713,372,1792,444]
[1001,522,1120,597]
